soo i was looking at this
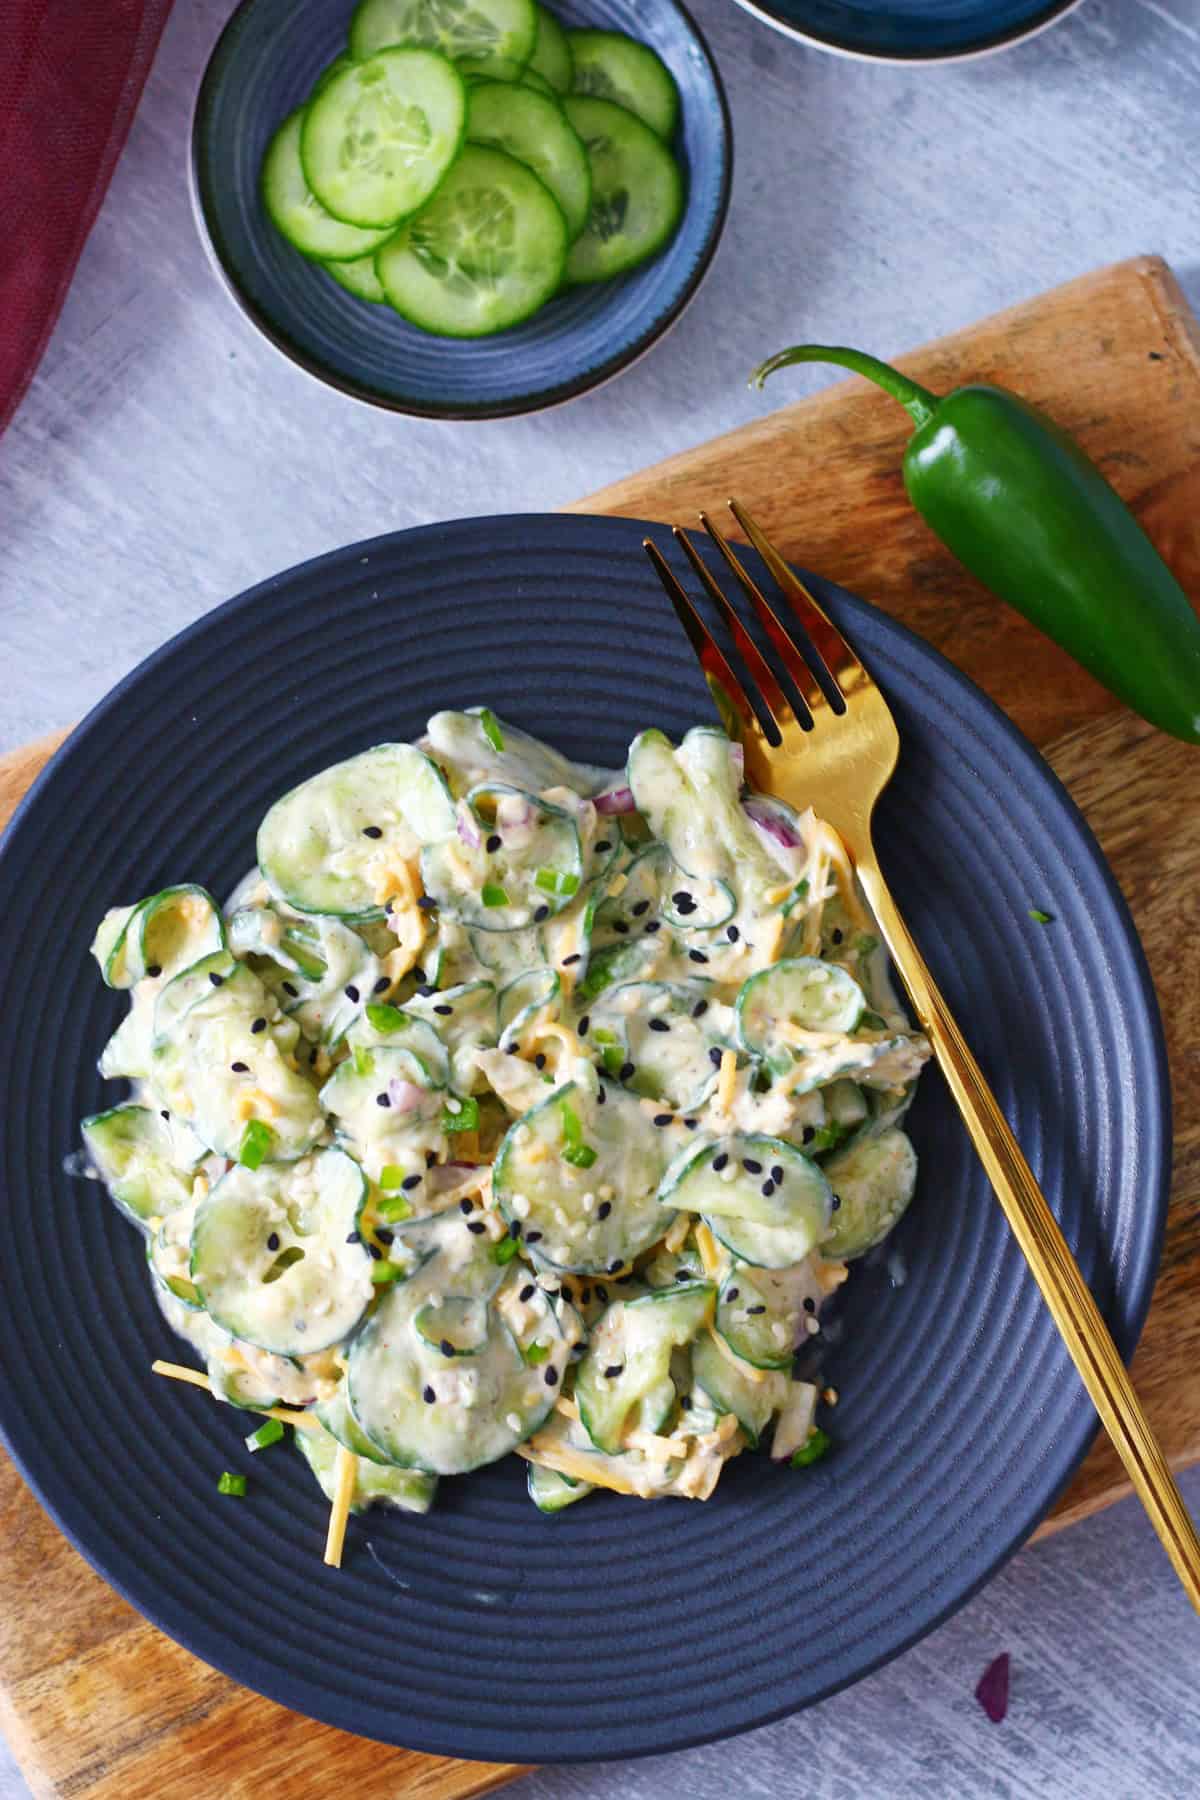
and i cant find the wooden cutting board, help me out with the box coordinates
[2,254,1198,1800]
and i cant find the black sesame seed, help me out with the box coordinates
[231,1061,249,1073]
[803,1296,816,1314]
[434,1003,453,1016]
[712,1151,729,1171]
[534,1053,546,1070]
[648,1018,670,1034]
[525,1230,543,1243]
[604,1364,624,1380]
[726,1286,739,1301]
[613,921,630,936]
[362,825,383,839]
[761,1179,776,1197]
[652,1112,673,1127]
[680,1395,693,1411]
[376,1092,391,1108]
[644,920,662,935]
[417,895,436,911]
[251,1017,267,1034]
[459,1198,474,1215]
[692,999,709,1018]
[595,840,612,853]
[402,1174,422,1191]
[632,900,651,916]
[672,890,695,911]
[832,928,844,944]
[425,1150,438,1167]
[772,1164,785,1183]
[597,1200,612,1220]
[618,1060,635,1082]
[608,1258,623,1274]
[802,1126,815,1144]
[267,1233,280,1252]
[595,1084,606,1104]
[544,1365,559,1387]
[520,1283,536,1302]
[743,1158,763,1174]
[674,1268,691,1282]
[594,1282,608,1303]
[509,1219,522,1239]
[831,1195,842,1211]
[160,1109,170,1120]
[486,833,502,853]
[373,976,390,994]
[562,953,581,966]
[412,968,425,983]
[441,1339,455,1357]
[727,924,740,943]
[690,950,709,965]
[145,963,162,979]
[747,1304,767,1315]
[417,983,435,997]
[282,981,298,997]
[467,1220,486,1235]
[708,1047,723,1068]
[577,1015,590,1036]
[209,972,224,987]
[685,1118,699,1129]
[376,1227,394,1245]
[423,1385,436,1404]
[534,905,550,923]
[345,984,360,1003]
[367,1243,382,1260]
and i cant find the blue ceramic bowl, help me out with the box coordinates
[191,0,731,417]
[730,0,1083,61]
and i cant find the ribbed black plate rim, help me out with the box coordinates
[0,513,1169,1763]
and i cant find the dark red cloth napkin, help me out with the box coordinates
[0,0,173,436]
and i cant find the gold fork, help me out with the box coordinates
[645,498,1200,1610]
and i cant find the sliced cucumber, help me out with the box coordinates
[586,979,726,1111]
[575,1282,712,1453]
[527,1461,591,1512]
[297,1417,438,1514]
[81,1106,194,1230]
[301,51,467,230]
[562,97,683,284]
[528,4,573,92]
[346,1006,451,1084]
[398,980,498,1090]
[457,56,552,94]
[737,957,866,1075]
[661,1135,832,1269]
[423,707,605,798]
[229,905,381,1045]
[350,0,538,69]
[498,966,559,1049]
[323,250,390,301]
[190,1148,372,1357]
[320,1043,446,1164]
[262,110,400,261]
[626,728,772,889]
[377,145,568,337]
[93,885,226,990]
[492,1077,673,1272]
[421,785,581,929]
[466,80,591,240]
[347,1219,568,1472]
[819,1126,918,1260]
[715,1262,817,1370]
[148,1205,203,1310]
[568,31,679,140]
[691,1331,787,1449]
[257,742,455,920]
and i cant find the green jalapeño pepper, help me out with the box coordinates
[751,344,1200,745]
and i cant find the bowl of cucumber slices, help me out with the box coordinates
[191,0,731,416]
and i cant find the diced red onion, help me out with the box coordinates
[456,806,481,849]
[594,784,636,815]
[729,742,744,775]
[743,798,802,849]
[429,1160,483,1190]
[388,1078,426,1114]
[975,1653,1010,1724]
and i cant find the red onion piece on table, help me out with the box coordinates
[975,1653,1010,1724]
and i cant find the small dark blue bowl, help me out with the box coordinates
[191,0,731,418]
[730,0,1083,62]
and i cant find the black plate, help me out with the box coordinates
[0,514,1168,1762]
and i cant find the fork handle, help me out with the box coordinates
[854,852,1200,1610]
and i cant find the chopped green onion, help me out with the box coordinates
[781,877,810,917]
[442,1095,480,1134]
[245,1418,285,1452]
[237,1119,275,1171]
[523,1339,550,1365]
[353,1044,375,1077]
[855,933,879,955]
[559,1100,583,1149]
[379,1164,407,1190]
[563,1143,598,1169]
[808,1121,850,1154]
[217,1471,247,1496]
[479,708,505,752]
[791,1427,832,1469]
[377,1191,412,1222]
[592,1026,617,1046]
[481,883,510,909]
[859,1011,888,1031]
[600,1045,624,1077]
[1028,908,1054,924]
[492,1236,520,1266]
[366,1002,405,1033]
[535,868,580,898]
[370,1261,404,1286]
[165,1275,201,1306]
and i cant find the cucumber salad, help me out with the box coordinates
[262,0,686,338]
[79,709,929,1560]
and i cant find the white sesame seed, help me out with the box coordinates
[505,1412,522,1433]
[511,1193,530,1218]
[805,1315,820,1336]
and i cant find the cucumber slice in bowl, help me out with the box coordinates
[563,96,683,284]
[568,30,680,140]
[350,0,538,70]
[819,1126,919,1260]
[661,1135,832,1269]
[81,1105,194,1230]
[691,1331,787,1449]
[421,784,581,928]
[297,1416,438,1514]
[737,957,866,1075]
[466,81,591,241]
[323,252,390,302]
[528,4,573,93]
[301,50,468,230]
[575,1281,713,1453]
[190,1148,373,1357]
[93,884,226,990]
[262,111,399,261]
[377,145,568,338]
[257,742,455,920]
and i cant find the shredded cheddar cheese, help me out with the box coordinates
[716,1049,738,1114]
[323,1445,358,1568]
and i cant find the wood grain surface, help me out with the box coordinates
[1,254,1197,1800]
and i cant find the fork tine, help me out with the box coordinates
[672,527,801,733]
[699,510,830,720]
[642,538,760,742]
[728,498,869,702]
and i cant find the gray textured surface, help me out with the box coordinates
[1,0,1199,1792]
